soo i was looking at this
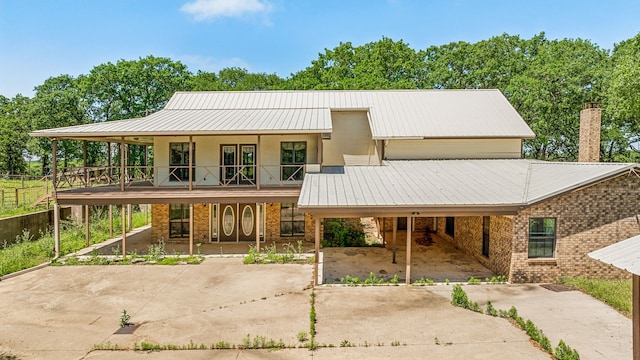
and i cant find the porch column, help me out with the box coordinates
[255,203,261,252]
[189,203,194,255]
[85,205,90,246]
[121,204,127,256]
[256,135,261,190]
[314,217,321,286]
[109,205,113,237]
[107,142,111,183]
[405,216,412,285]
[188,136,193,191]
[128,204,133,231]
[317,133,323,170]
[392,217,397,264]
[52,138,60,258]
[634,274,640,360]
[120,138,125,192]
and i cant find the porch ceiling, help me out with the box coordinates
[54,185,301,205]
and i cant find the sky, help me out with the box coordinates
[0,0,639,98]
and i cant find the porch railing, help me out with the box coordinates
[54,164,307,190]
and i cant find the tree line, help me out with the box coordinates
[1,32,639,175]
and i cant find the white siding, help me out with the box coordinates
[154,135,318,186]
[322,111,376,166]
[384,139,522,160]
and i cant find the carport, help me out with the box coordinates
[298,161,526,285]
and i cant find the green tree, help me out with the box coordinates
[606,32,640,161]
[0,95,30,174]
[191,67,285,91]
[287,37,425,89]
[29,75,88,173]
[506,37,608,160]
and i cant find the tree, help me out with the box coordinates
[0,95,30,174]
[606,32,640,161]
[286,37,425,89]
[81,55,192,121]
[29,75,88,173]
[506,37,608,160]
[191,67,285,91]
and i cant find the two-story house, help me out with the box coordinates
[30,90,640,284]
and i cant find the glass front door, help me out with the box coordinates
[240,145,256,185]
[221,145,237,185]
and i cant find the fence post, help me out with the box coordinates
[1,189,4,207]
[15,188,19,207]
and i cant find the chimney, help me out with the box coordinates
[578,102,601,162]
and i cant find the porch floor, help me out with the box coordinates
[81,227,494,284]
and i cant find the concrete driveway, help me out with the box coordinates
[0,256,631,359]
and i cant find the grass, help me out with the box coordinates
[560,276,632,317]
[0,208,148,277]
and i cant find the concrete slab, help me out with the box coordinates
[429,284,633,360]
[0,254,630,359]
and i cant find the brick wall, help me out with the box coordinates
[152,202,317,243]
[433,216,513,277]
[509,173,640,283]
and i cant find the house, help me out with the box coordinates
[30,90,640,284]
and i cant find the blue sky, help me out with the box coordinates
[1,0,639,98]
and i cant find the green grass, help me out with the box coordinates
[0,209,148,277]
[561,276,632,317]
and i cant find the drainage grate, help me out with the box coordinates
[540,283,574,292]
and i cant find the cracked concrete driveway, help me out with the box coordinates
[0,256,630,359]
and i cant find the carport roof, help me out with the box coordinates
[298,159,639,215]
[589,234,640,276]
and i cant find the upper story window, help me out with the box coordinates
[281,142,306,181]
[170,142,195,182]
[528,218,556,258]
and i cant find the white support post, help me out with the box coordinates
[255,203,260,252]
[392,217,397,264]
[406,216,412,285]
[189,203,194,255]
[53,203,60,258]
[121,204,127,256]
[314,217,321,286]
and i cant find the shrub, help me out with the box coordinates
[321,218,365,247]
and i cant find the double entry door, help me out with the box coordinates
[214,203,262,242]
[221,144,256,185]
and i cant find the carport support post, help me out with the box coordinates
[634,274,639,360]
[405,216,412,285]
[314,217,321,286]
[392,217,397,264]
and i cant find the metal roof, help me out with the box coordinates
[298,160,637,213]
[589,235,640,276]
[30,89,534,140]
[30,108,331,138]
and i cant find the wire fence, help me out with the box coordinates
[0,175,53,213]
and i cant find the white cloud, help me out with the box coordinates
[181,0,272,21]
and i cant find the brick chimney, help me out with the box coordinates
[578,102,601,162]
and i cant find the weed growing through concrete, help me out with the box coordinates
[451,285,482,313]
[243,241,312,264]
[119,309,131,328]
[414,277,436,286]
[308,290,318,350]
[451,286,581,359]
[467,276,482,285]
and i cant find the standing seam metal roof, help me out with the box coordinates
[589,234,640,276]
[297,160,638,209]
[30,90,535,139]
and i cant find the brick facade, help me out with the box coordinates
[434,173,640,283]
[151,202,317,244]
[509,173,640,283]
[435,216,514,279]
